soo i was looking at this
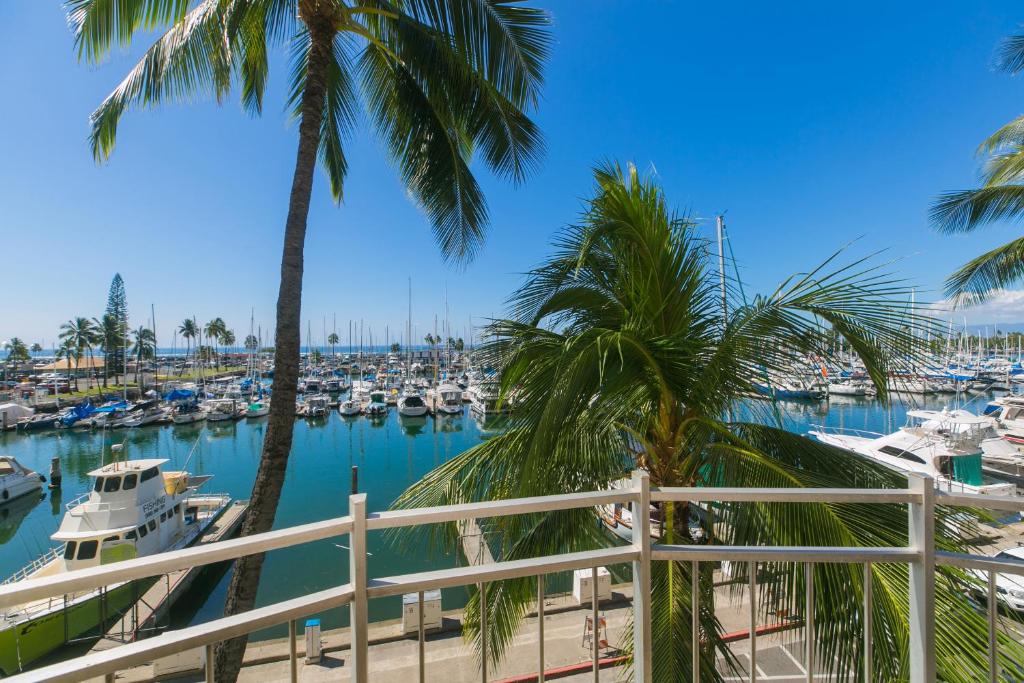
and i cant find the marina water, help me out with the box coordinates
[0,390,1001,645]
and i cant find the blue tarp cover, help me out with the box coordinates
[164,389,195,401]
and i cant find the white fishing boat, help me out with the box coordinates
[0,456,45,505]
[810,408,1016,496]
[363,389,388,417]
[397,392,428,417]
[0,455,230,675]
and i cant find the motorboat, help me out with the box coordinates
[470,381,507,415]
[0,456,45,505]
[246,399,270,418]
[363,389,388,417]
[171,401,207,425]
[810,408,1016,496]
[16,413,59,433]
[304,395,330,419]
[0,456,230,676]
[204,398,244,422]
[338,398,361,416]
[434,383,463,415]
[121,401,170,428]
[397,392,428,417]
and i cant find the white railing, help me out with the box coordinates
[0,471,1021,682]
[2,546,62,586]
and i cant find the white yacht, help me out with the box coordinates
[810,409,1016,496]
[0,457,230,675]
[397,392,428,417]
[434,383,464,415]
[0,456,45,505]
[171,401,207,425]
[470,381,507,415]
[245,398,270,418]
[363,389,388,417]
[304,395,331,418]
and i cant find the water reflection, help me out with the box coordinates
[0,492,44,544]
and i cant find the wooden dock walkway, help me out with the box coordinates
[90,499,249,652]
[457,518,494,565]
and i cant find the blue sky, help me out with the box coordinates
[3,1,1024,348]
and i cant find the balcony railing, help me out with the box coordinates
[0,471,1021,682]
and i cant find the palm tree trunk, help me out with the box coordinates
[215,21,334,683]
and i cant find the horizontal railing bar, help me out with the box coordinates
[937,551,1024,576]
[368,547,638,598]
[4,584,354,683]
[651,487,921,504]
[0,515,353,610]
[652,545,920,563]
[367,490,636,530]
[935,492,1024,512]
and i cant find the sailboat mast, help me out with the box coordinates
[716,215,727,321]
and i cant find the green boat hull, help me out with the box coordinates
[0,580,149,676]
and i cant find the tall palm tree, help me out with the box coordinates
[131,326,157,384]
[204,318,227,370]
[29,343,42,353]
[67,1,550,678]
[394,164,1018,681]
[221,329,237,365]
[3,338,30,364]
[327,332,339,358]
[932,30,1024,302]
[59,317,99,392]
[96,313,122,387]
[179,318,198,376]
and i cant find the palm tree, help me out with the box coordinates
[390,341,401,354]
[96,313,124,387]
[221,330,237,366]
[3,338,30,364]
[394,164,1016,681]
[67,2,550,677]
[29,343,42,353]
[55,340,78,392]
[59,317,100,392]
[204,319,227,370]
[328,333,340,358]
[179,319,198,376]
[131,326,156,385]
[931,30,1024,302]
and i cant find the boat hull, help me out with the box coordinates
[0,580,141,676]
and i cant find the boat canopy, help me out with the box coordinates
[93,402,130,413]
[164,389,195,401]
[907,409,991,426]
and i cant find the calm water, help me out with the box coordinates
[0,390,1001,641]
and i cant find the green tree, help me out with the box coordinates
[244,334,259,351]
[68,1,551,678]
[29,343,42,353]
[103,273,128,381]
[454,337,464,352]
[97,312,124,387]
[179,318,198,376]
[221,329,236,356]
[55,341,78,393]
[131,326,156,384]
[3,338,30,364]
[59,317,100,392]
[394,164,1011,681]
[390,342,401,354]
[204,318,227,370]
[932,31,1024,301]
[327,332,339,358]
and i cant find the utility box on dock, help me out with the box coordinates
[572,567,611,605]
[305,618,322,663]
[402,590,442,633]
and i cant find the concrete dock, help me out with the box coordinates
[90,500,249,652]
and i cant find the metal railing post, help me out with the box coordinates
[691,560,699,683]
[289,619,298,683]
[632,469,652,682]
[863,563,872,683]
[418,590,426,683]
[988,570,998,683]
[205,643,214,682]
[805,563,814,683]
[538,575,546,683]
[749,562,757,683]
[480,581,488,683]
[592,566,600,682]
[350,493,369,683]
[908,475,935,683]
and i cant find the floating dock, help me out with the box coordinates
[457,518,494,565]
[89,499,249,652]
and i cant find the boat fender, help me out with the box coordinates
[1,489,7,500]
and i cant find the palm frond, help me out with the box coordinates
[66,0,191,62]
[930,185,1024,234]
[996,30,1024,74]
[944,235,1024,303]
[86,0,235,161]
